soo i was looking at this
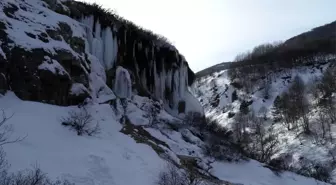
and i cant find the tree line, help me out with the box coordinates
[228,33,336,92]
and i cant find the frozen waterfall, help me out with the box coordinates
[114,66,132,98]
[80,16,118,70]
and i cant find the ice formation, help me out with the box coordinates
[80,16,118,70]
[79,15,201,115]
[114,66,132,98]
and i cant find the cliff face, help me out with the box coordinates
[0,0,201,115]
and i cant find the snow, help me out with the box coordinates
[38,56,69,76]
[184,91,204,115]
[0,91,331,185]
[0,0,85,59]
[0,46,6,59]
[1,0,331,184]
[212,160,330,185]
[88,55,116,103]
[70,83,89,96]
[193,62,336,183]
[114,66,132,98]
[0,92,166,185]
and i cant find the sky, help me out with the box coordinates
[79,0,336,72]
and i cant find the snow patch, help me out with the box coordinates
[38,56,69,76]
[70,83,89,96]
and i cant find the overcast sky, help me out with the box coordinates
[79,0,336,72]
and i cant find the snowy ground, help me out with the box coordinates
[0,92,331,185]
[0,92,165,185]
[212,160,329,185]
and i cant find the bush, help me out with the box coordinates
[141,99,161,127]
[61,108,100,136]
[0,163,74,185]
[156,163,215,185]
[296,158,332,183]
[184,112,204,128]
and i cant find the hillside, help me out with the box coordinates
[0,0,334,185]
[192,21,336,184]
[196,21,336,78]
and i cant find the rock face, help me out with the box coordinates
[0,0,201,115]
[0,0,93,105]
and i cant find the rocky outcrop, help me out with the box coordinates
[0,0,92,105]
[0,0,201,115]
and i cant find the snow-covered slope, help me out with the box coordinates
[1,92,165,185]
[0,0,333,184]
[0,92,331,185]
[192,59,336,184]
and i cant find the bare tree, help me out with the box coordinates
[144,105,159,127]
[262,76,271,100]
[61,108,100,136]
[232,113,247,144]
[156,163,209,185]
[327,145,336,166]
[140,98,161,127]
[288,76,310,134]
[0,164,75,185]
[0,110,26,146]
[157,164,182,185]
[249,115,279,162]
[184,112,204,129]
[318,65,336,98]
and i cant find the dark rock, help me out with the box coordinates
[58,22,72,42]
[38,68,71,105]
[54,49,89,86]
[38,32,49,43]
[46,29,62,41]
[70,36,85,53]
[178,101,186,114]
[3,3,19,18]
[232,90,238,102]
[42,0,70,15]
[0,73,7,95]
[2,46,90,105]
[68,90,90,105]
[228,112,235,118]
[25,32,36,39]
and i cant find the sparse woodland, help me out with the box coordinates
[193,25,336,182]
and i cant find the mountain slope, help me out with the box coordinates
[0,92,331,185]
[0,0,333,185]
[193,60,336,184]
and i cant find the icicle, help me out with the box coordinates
[92,38,104,67]
[102,27,115,69]
[94,19,101,39]
[114,66,132,98]
[113,34,118,66]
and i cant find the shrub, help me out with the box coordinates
[141,99,161,127]
[296,158,332,183]
[156,163,215,185]
[0,163,75,185]
[61,108,100,136]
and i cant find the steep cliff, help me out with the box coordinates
[0,0,201,115]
